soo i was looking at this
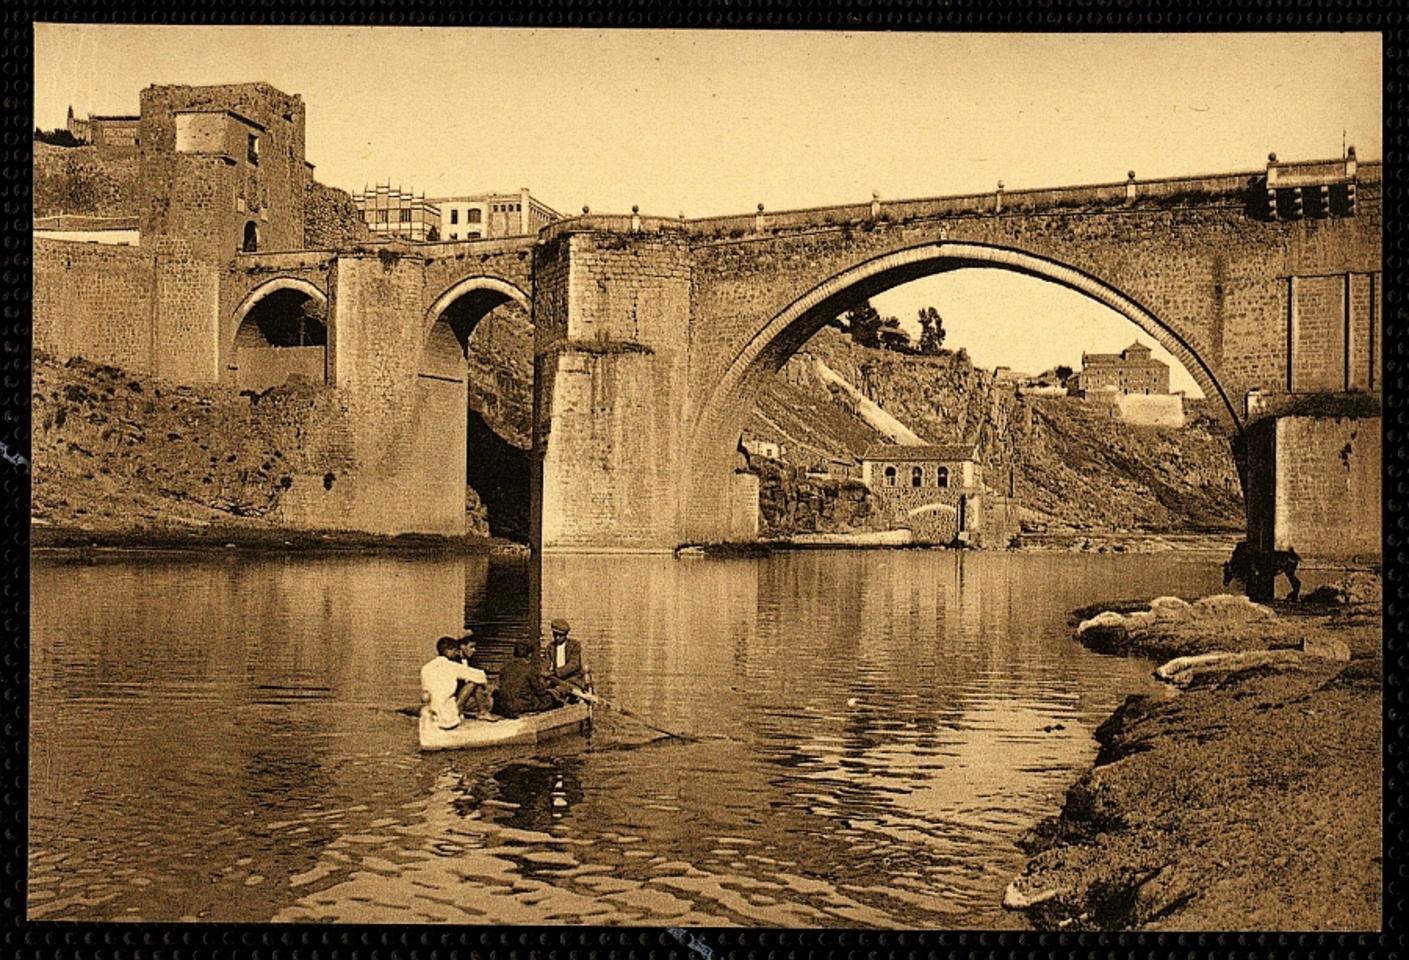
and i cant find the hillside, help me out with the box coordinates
[754,327,1244,534]
[30,352,496,545]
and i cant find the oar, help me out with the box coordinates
[566,685,712,743]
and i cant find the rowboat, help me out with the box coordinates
[417,701,592,752]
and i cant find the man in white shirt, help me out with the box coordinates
[420,633,493,729]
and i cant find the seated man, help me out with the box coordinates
[492,639,557,718]
[543,619,587,701]
[420,633,493,729]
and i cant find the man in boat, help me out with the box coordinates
[491,639,557,718]
[420,633,494,729]
[543,619,587,702]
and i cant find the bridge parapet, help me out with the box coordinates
[537,158,1381,245]
[234,249,336,271]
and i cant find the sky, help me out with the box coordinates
[35,27,1381,393]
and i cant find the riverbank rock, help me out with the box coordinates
[1153,649,1309,688]
[1189,594,1276,622]
[1074,593,1293,660]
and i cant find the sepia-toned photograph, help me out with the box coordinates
[27,26,1382,930]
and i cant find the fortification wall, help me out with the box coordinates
[33,237,221,383]
[1112,393,1186,428]
[33,238,153,371]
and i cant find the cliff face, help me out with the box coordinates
[754,327,1244,534]
[31,352,341,534]
[303,180,370,248]
[33,142,140,219]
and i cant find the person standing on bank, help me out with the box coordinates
[420,632,495,729]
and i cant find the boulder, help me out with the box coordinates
[1301,585,1348,605]
[1338,572,1382,605]
[1002,878,1062,910]
[1190,594,1277,622]
[1153,649,1306,687]
[1149,596,1193,622]
[1077,610,1129,637]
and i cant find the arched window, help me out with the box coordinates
[242,221,259,253]
[884,466,896,486]
[937,466,950,488]
[911,466,923,487]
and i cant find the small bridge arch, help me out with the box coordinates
[230,276,330,391]
[419,275,532,380]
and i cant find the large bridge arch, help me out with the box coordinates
[691,240,1239,471]
[684,239,1245,545]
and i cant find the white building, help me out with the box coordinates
[432,188,559,241]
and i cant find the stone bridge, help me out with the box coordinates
[532,157,1381,553]
[219,237,536,535]
[32,155,1382,554]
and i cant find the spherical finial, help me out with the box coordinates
[997,180,1005,190]
[872,189,880,200]
[1268,152,1278,163]
[1347,145,1356,158]
[757,202,765,212]
[632,204,639,214]
[582,205,590,215]
[1127,170,1136,181]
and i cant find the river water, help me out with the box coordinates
[29,549,1227,926]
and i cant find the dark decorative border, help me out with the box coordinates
[3,2,1402,957]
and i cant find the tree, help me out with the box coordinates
[916,306,947,354]
[425,224,441,242]
[1055,364,1074,382]
[878,325,912,352]
[843,301,884,348]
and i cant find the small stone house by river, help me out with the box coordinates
[861,443,992,545]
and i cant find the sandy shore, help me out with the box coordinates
[1003,579,1382,931]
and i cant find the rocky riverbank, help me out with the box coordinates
[1004,576,1383,931]
[30,352,523,554]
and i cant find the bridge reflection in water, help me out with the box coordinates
[30,550,1225,925]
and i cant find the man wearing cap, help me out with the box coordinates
[544,619,586,700]
[420,631,495,729]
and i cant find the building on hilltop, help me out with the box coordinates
[431,189,560,241]
[1068,341,1186,427]
[1068,341,1170,396]
[65,106,141,148]
[351,184,441,241]
[861,443,999,545]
